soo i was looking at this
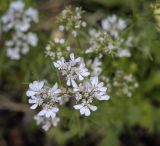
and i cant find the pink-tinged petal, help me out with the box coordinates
[88,105,97,111]
[30,104,38,109]
[84,107,91,116]
[74,104,83,110]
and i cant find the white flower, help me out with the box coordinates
[26,81,44,97]
[53,57,67,70]
[21,43,29,54]
[1,1,39,60]
[6,48,20,60]
[16,20,30,32]
[51,116,60,127]
[54,53,90,87]
[69,53,81,63]
[10,1,24,11]
[117,49,131,58]
[34,115,60,131]
[27,32,38,46]
[59,25,64,31]
[101,15,127,38]
[81,21,87,27]
[25,8,39,23]
[38,105,59,118]
[4,31,38,59]
[74,99,97,116]
[90,57,102,76]
[72,31,77,37]
[75,61,90,81]
[74,76,110,101]
[1,1,38,32]
[48,83,61,102]
[90,76,110,101]
[34,115,51,131]
[28,96,43,109]
[58,7,86,37]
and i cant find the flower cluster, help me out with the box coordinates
[54,53,90,86]
[27,53,110,130]
[86,15,133,58]
[26,81,62,131]
[45,37,70,61]
[26,6,139,131]
[1,1,39,60]
[85,30,118,55]
[87,57,102,76]
[101,14,127,38]
[112,70,139,97]
[57,6,87,37]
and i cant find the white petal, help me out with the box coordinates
[67,79,71,86]
[38,81,44,90]
[26,90,35,97]
[54,89,61,94]
[99,87,107,92]
[71,79,78,88]
[30,104,38,109]
[28,98,36,104]
[38,110,46,116]
[81,71,90,77]
[52,83,58,91]
[52,107,59,112]
[79,74,84,81]
[54,62,59,68]
[70,53,74,61]
[88,105,97,111]
[99,95,110,100]
[80,107,86,115]
[84,107,91,116]
[75,57,81,62]
[46,111,51,118]
[91,76,98,86]
[73,104,83,110]
[51,112,56,118]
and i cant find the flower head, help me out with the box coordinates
[74,99,97,116]
[54,53,90,87]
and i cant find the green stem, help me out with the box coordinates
[56,69,61,86]
[76,36,85,54]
